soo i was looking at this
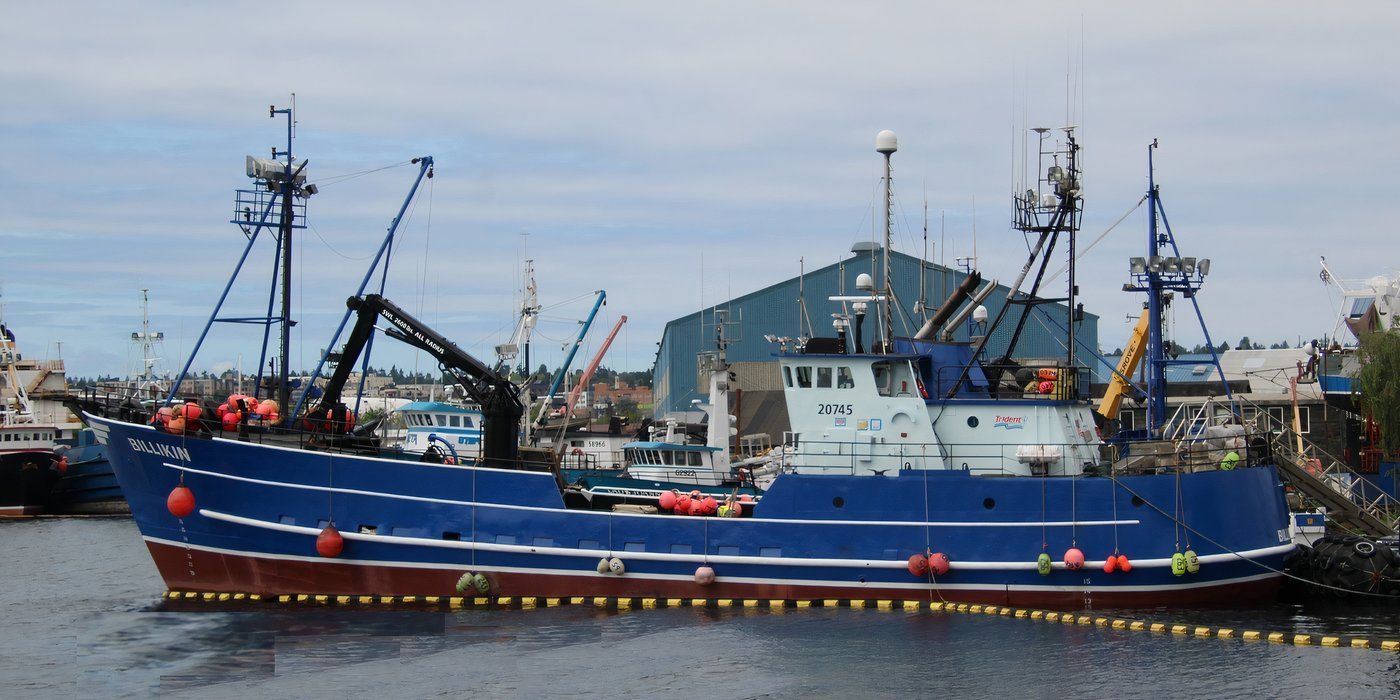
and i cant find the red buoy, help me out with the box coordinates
[688,499,705,516]
[701,496,718,515]
[1064,547,1085,570]
[907,553,929,577]
[675,495,692,515]
[316,524,344,557]
[929,552,950,575]
[55,456,69,475]
[184,403,203,421]
[1103,554,1119,574]
[167,485,196,518]
[1116,554,1132,573]
[694,565,716,585]
[659,490,678,512]
[221,412,240,431]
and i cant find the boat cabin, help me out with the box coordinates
[778,338,1100,477]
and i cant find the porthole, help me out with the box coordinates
[832,496,845,508]
[967,416,979,428]
[983,498,995,510]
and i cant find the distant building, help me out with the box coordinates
[653,244,1100,437]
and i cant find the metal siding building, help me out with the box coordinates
[653,248,1099,416]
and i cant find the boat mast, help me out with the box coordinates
[272,102,296,416]
[876,130,898,351]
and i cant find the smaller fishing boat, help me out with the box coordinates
[396,400,483,463]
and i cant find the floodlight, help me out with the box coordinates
[1129,257,1147,275]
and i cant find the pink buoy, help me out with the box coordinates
[907,554,929,577]
[928,552,950,575]
[1116,554,1133,573]
[659,490,678,512]
[167,485,195,518]
[694,565,716,585]
[316,524,344,557]
[1064,547,1085,570]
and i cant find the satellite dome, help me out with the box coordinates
[856,273,875,291]
[972,305,989,323]
[876,130,898,154]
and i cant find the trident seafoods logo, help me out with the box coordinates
[992,415,1025,430]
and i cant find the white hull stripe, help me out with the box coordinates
[172,463,1140,529]
[83,413,549,479]
[200,508,1293,571]
[144,534,1283,594]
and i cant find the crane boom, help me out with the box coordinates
[560,315,628,423]
[313,293,524,468]
[1097,308,1150,421]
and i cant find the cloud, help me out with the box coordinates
[3,2,1398,376]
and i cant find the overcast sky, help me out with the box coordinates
[3,2,1396,379]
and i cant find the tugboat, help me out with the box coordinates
[85,111,1293,607]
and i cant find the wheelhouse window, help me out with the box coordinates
[449,415,461,427]
[816,366,832,388]
[872,362,892,397]
[795,366,812,388]
[435,414,447,427]
[661,451,674,465]
[837,367,855,389]
[783,366,793,388]
[688,451,703,466]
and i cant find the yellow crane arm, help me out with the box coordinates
[1097,309,1150,420]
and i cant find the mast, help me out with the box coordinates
[271,103,296,416]
[876,130,898,351]
[1125,139,1225,436]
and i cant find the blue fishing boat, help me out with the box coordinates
[85,114,1293,607]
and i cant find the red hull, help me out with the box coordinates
[148,540,1282,610]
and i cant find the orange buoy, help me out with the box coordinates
[1103,554,1119,574]
[694,565,716,585]
[221,412,240,431]
[55,456,69,475]
[929,552,950,575]
[688,498,705,516]
[738,494,754,503]
[907,554,929,577]
[1063,547,1085,570]
[316,524,344,557]
[166,416,186,435]
[675,495,692,515]
[1116,554,1132,573]
[167,485,196,518]
[659,490,678,511]
[701,496,718,515]
[184,403,203,421]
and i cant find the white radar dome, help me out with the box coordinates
[876,130,898,154]
[972,305,989,323]
[856,273,875,291]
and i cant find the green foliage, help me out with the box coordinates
[1358,324,1400,455]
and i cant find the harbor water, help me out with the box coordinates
[5,517,1400,698]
